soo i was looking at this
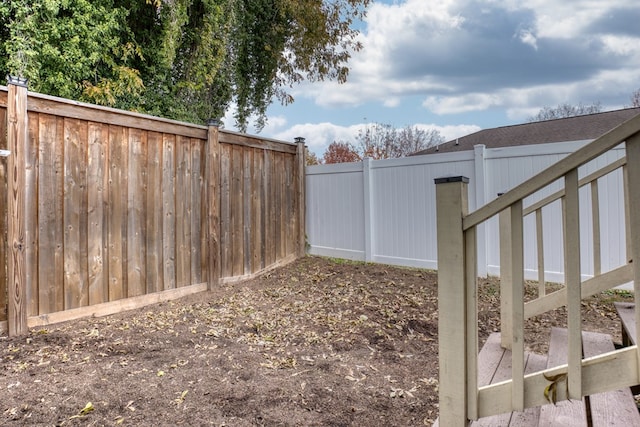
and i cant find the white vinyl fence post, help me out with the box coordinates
[474,145,488,277]
[363,158,373,262]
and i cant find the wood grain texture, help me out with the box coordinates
[87,122,109,305]
[0,86,302,333]
[296,141,306,257]
[285,155,294,256]
[25,111,39,317]
[190,138,203,284]
[271,153,286,262]
[108,125,128,301]
[219,130,297,154]
[126,128,147,297]
[63,118,89,309]
[220,144,231,278]
[0,106,7,321]
[205,122,220,290]
[27,94,207,139]
[37,114,64,314]
[175,136,191,287]
[7,82,28,335]
[251,148,263,272]
[162,134,176,290]
[243,148,252,275]
[146,132,163,294]
[231,145,243,277]
[264,150,275,267]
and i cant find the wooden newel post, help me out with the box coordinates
[295,137,306,258]
[6,76,28,336]
[624,131,640,364]
[206,119,221,291]
[435,176,470,426]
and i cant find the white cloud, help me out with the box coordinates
[423,93,503,114]
[270,122,364,156]
[264,121,482,157]
[288,0,640,118]
[430,124,482,142]
[517,28,538,50]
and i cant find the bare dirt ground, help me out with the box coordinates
[0,256,633,426]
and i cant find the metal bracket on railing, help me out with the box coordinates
[0,150,10,157]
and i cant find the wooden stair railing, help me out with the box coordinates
[434,112,640,426]
[434,328,640,426]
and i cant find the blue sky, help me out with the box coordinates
[224,0,640,157]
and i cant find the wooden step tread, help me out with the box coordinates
[614,301,636,345]
[538,327,587,426]
[435,333,548,427]
[471,333,547,426]
[582,330,640,426]
[434,328,640,426]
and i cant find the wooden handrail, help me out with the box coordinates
[522,156,626,216]
[463,113,640,230]
[436,112,640,425]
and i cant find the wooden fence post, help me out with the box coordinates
[6,76,28,336]
[295,137,306,258]
[435,175,470,426]
[206,119,221,290]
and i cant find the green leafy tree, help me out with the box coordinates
[1,0,371,131]
[0,0,143,106]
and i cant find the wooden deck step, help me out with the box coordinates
[582,330,640,426]
[434,328,640,426]
[538,327,588,426]
[433,333,546,427]
[470,333,547,426]
[614,301,636,346]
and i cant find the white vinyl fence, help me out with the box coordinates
[306,140,627,284]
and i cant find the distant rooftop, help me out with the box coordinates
[413,107,640,155]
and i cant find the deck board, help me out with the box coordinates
[614,302,636,346]
[434,328,639,426]
[537,327,588,427]
[582,330,640,427]
[509,353,547,426]
[472,333,513,426]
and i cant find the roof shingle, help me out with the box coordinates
[413,107,640,155]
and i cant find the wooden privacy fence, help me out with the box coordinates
[0,79,306,336]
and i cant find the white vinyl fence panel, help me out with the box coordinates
[306,140,628,285]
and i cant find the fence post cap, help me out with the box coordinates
[294,137,306,144]
[434,176,469,184]
[6,75,28,87]
[207,118,221,127]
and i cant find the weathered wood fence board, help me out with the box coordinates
[0,95,7,322]
[0,84,306,335]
